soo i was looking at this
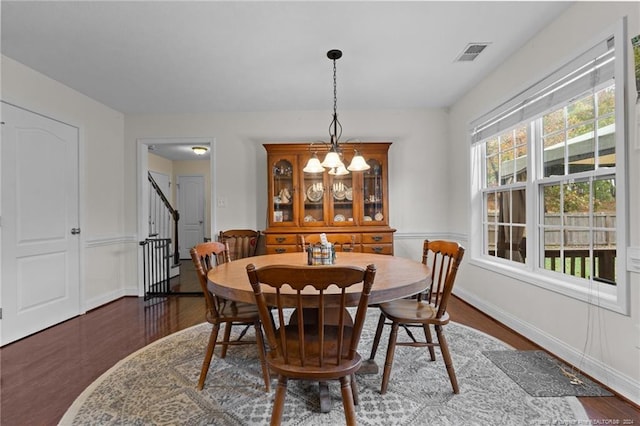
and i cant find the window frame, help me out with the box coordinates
[468,20,629,314]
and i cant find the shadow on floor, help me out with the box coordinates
[169,260,202,294]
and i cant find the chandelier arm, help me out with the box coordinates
[328,114,343,148]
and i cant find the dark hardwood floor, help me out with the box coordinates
[1,262,638,425]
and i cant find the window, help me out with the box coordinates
[482,125,527,263]
[538,87,617,285]
[470,23,628,313]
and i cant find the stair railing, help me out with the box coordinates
[139,237,172,300]
[148,172,180,265]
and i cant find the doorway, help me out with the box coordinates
[137,137,215,297]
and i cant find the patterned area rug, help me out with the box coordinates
[60,308,589,425]
[483,350,613,397]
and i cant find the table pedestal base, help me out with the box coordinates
[357,359,379,375]
[319,382,331,413]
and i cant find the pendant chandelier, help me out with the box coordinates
[303,49,370,175]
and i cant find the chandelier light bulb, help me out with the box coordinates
[347,150,370,171]
[303,153,325,173]
[321,150,342,169]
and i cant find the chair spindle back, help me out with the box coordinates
[190,241,231,319]
[218,229,259,260]
[421,240,465,317]
[246,264,376,368]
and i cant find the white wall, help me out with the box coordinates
[124,108,450,260]
[148,152,174,202]
[1,55,132,309]
[1,52,452,312]
[448,2,640,403]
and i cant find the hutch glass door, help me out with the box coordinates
[302,171,326,226]
[272,158,295,225]
[361,159,385,224]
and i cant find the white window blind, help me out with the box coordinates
[470,37,615,144]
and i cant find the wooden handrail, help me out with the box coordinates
[148,172,180,265]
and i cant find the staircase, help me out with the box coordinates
[141,172,181,299]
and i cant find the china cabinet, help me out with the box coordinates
[263,142,395,254]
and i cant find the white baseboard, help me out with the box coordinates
[170,263,180,278]
[83,287,139,312]
[454,287,640,406]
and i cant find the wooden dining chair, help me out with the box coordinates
[218,229,260,260]
[246,263,377,426]
[190,241,270,391]
[368,239,465,394]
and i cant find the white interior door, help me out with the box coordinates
[177,175,204,259]
[1,103,80,345]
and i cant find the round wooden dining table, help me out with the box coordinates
[207,251,430,412]
[207,251,430,306]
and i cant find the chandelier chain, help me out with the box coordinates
[333,59,338,116]
[303,49,369,174]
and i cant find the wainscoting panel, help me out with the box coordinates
[83,235,139,311]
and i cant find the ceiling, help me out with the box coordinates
[1,1,571,160]
[148,143,211,162]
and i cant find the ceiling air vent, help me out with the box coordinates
[455,43,490,62]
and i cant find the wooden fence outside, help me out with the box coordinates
[486,213,616,283]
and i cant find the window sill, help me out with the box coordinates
[468,256,627,315]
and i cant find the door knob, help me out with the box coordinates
[71,228,81,235]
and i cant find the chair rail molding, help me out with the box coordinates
[85,234,138,248]
[394,232,468,243]
[627,246,640,273]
